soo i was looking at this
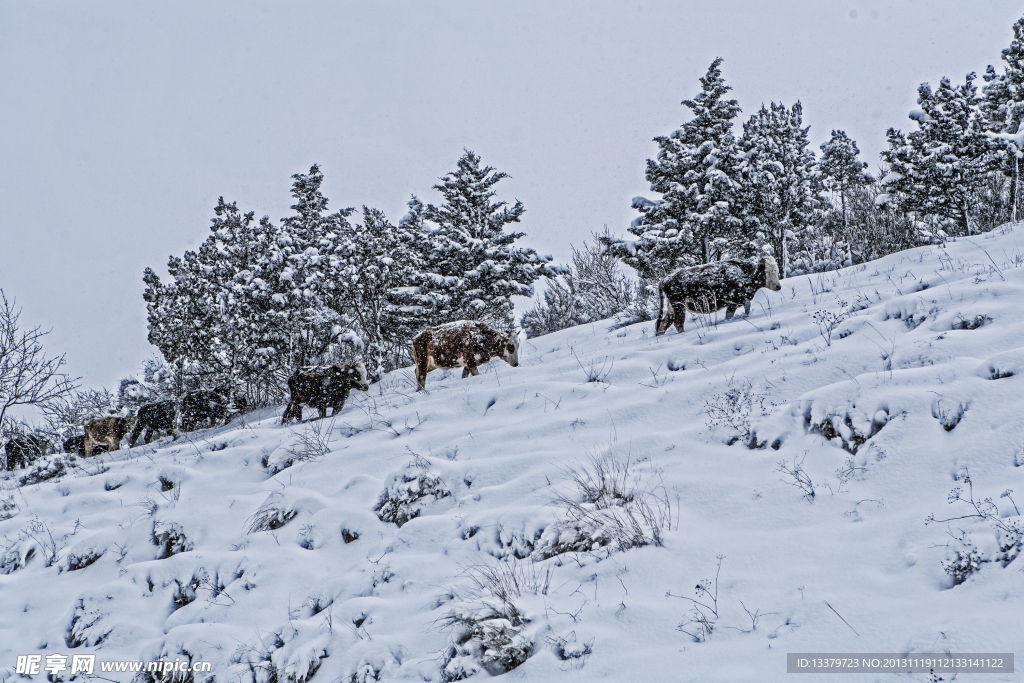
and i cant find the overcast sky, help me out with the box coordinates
[1,0,1021,390]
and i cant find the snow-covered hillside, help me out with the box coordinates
[4,228,1024,683]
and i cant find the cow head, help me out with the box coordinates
[502,331,520,367]
[761,255,782,291]
[351,361,371,391]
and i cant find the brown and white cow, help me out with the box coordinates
[412,320,520,391]
[656,255,782,336]
[83,415,136,457]
[282,361,370,424]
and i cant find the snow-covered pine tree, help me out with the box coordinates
[882,74,993,236]
[327,206,422,377]
[266,165,356,368]
[400,151,557,330]
[819,130,871,241]
[981,16,1024,222]
[143,198,279,404]
[604,58,743,280]
[738,101,823,276]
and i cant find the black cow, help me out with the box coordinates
[63,434,85,456]
[181,391,230,432]
[130,400,177,446]
[3,435,50,470]
[282,362,370,424]
[63,434,109,457]
[656,255,783,336]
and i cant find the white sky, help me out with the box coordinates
[1,0,1021,390]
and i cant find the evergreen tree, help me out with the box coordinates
[818,130,871,265]
[400,151,557,329]
[328,206,422,376]
[738,101,822,275]
[266,165,355,367]
[982,16,1024,222]
[882,74,992,235]
[605,58,743,279]
[819,131,871,231]
[143,198,279,402]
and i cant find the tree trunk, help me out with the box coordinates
[1014,154,1019,224]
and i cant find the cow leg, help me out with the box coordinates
[129,423,143,447]
[318,405,328,420]
[413,338,428,391]
[462,365,479,378]
[673,313,685,334]
[331,388,351,417]
[281,402,294,425]
[108,436,120,452]
[415,356,429,391]
[725,306,737,320]
[144,427,154,445]
[743,300,751,316]
[83,436,93,458]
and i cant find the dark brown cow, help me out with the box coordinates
[3,435,49,470]
[282,361,370,424]
[412,320,520,391]
[130,400,178,446]
[83,416,136,457]
[656,255,782,336]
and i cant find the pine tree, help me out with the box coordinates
[605,58,743,280]
[882,74,992,235]
[328,206,422,376]
[738,101,822,275]
[402,151,557,329]
[266,165,355,367]
[818,130,871,265]
[143,198,279,402]
[982,16,1024,222]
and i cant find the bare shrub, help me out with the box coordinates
[287,418,335,463]
[926,469,1023,579]
[520,230,636,338]
[671,555,723,642]
[704,387,773,446]
[245,498,298,534]
[533,450,671,560]
[0,290,77,440]
[439,560,551,681]
[776,456,816,502]
[812,301,849,346]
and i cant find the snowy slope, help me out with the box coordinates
[3,227,1024,683]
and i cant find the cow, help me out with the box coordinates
[64,434,109,457]
[63,434,85,456]
[181,390,230,432]
[412,320,520,391]
[282,361,370,424]
[655,255,782,336]
[130,400,178,446]
[3,435,49,470]
[83,415,136,457]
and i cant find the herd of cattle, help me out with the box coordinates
[2,255,783,471]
